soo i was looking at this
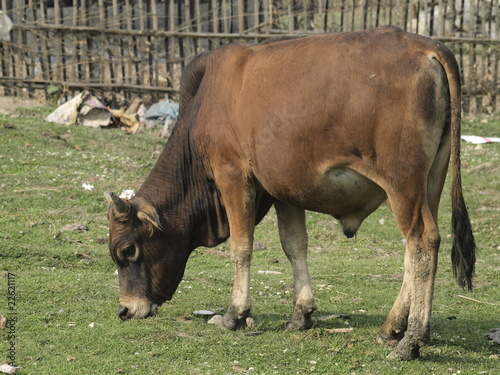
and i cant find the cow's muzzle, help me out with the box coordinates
[117,297,159,320]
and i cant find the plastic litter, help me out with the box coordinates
[461,135,500,144]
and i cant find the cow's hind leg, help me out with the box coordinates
[275,202,316,330]
[379,126,450,359]
[379,192,440,360]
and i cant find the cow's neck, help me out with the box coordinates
[135,122,229,249]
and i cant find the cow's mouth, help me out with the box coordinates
[118,303,159,320]
[118,298,161,320]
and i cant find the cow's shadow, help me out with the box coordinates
[247,310,498,362]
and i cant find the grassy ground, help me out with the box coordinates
[0,103,498,374]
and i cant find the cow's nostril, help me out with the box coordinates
[118,306,129,320]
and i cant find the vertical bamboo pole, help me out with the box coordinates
[125,0,132,85]
[323,0,329,32]
[375,0,381,28]
[287,0,293,32]
[137,0,145,86]
[25,0,35,76]
[193,0,200,53]
[53,0,62,82]
[238,0,244,33]
[212,0,219,34]
[26,0,37,97]
[468,0,477,113]
[196,0,202,37]
[184,0,192,56]
[478,0,488,112]
[330,0,337,31]
[38,0,51,83]
[302,0,307,30]
[272,0,277,32]
[87,0,96,81]
[457,0,467,113]
[340,0,345,31]
[437,0,445,37]
[426,0,433,36]
[177,0,185,69]
[253,0,259,34]
[81,0,90,81]
[493,0,499,111]
[0,0,9,95]
[151,0,159,87]
[207,0,213,49]
[222,0,229,33]
[98,0,107,84]
[165,0,175,88]
[388,0,394,26]
[262,0,270,34]
[402,0,410,31]
[9,0,19,88]
[350,0,356,31]
[71,0,78,82]
[112,0,123,84]
[14,0,23,95]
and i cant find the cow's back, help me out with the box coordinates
[192,26,454,220]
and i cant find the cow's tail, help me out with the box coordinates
[178,51,211,121]
[431,44,476,290]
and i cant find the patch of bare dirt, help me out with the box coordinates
[0,96,45,115]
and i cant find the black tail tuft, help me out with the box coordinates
[451,201,476,290]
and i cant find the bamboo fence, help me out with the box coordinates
[0,0,498,114]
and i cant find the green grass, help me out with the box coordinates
[0,103,499,374]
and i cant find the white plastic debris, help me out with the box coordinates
[46,92,87,125]
[207,315,224,327]
[119,189,135,199]
[462,135,500,144]
[78,95,111,128]
[0,11,13,42]
[0,364,20,374]
[82,183,94,191]
[246,317,256,328]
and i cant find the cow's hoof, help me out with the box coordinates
[376,332,400,346]
[286,305,316,330]
[286,315,314,331]
[386,344,420,361]
[209,314,249,330]
[221,309,251,330]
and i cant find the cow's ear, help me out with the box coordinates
[137,205,164,232]
[105,192,130,214]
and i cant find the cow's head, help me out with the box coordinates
[105,192,189,320]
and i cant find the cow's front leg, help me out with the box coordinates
[275,202,316,330]
[222,239,253,330]
[214,166,256,330]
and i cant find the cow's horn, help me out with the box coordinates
[104,192,130,214]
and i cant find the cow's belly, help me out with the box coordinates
[274,166,387,237]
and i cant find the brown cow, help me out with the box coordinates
[106,26,476,360]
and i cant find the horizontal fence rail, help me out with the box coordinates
[0,0,498,115]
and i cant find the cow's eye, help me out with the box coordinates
[121,245,138,262]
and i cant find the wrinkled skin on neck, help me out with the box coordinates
[105,119,231,320]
